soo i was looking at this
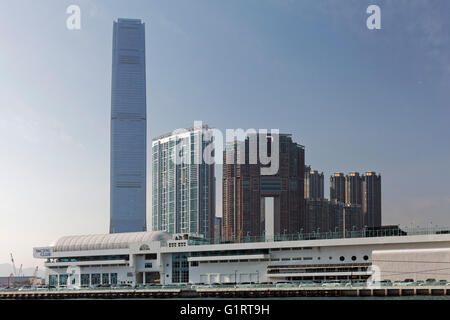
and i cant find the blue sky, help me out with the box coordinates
[0,0,449,268]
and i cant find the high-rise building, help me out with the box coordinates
[222,134,305,241]
[363,172,381,227]
[152,126,215,239]
[343,203,363,233]
[304,167,324,200]
[110,19,147,233]
[329,199,344,235]
[345,172,362,205]
[304,199,330,234]
[304,166,327,234]
[330,173,346,202]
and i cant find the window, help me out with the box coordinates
[102,273,110,284]
[351,256,357,261]
[139,244,150,251]
[91,274,101,285]
[145,253,157,260]
[145,263,152,268]
[81,274,90,286]
[172,253,189,283]
[49,275,58,286]
[59,274,68,286]
[340,256,345,261]
[363,255,369,261]
[111,273,118,285]
[191,261,199,267]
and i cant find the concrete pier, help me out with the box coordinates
[2,286,450,299]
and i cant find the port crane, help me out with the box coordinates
[10,253,17,276]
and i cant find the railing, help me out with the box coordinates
[184,226,450,246]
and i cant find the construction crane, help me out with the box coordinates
[10,253,17,277]
[18,264,23,277]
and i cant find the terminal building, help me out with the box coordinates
[33,230,450,287]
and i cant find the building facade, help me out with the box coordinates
[304,199,330,234]
[304,167,324,200]
[222,134,305,242]
[330,173,346,203]
[363,172,382,227]
[110,19,147,233]
[152,126,215,239]
[33,231,450,286]
[214,217,222,243]
[343,203,363,233]
[345,172,362,205]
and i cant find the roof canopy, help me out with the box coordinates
[53,231,171,252]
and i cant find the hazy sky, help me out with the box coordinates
[0,0,449,268]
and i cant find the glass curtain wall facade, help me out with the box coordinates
[152,126,215,239]
[110,19,147,233]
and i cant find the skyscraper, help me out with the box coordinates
[304,166,327,234]
[222,134,305,241]
[304,167,324,199]
[345,172,362,205]
[343,203,363,233]
[304,199,330,233]
[330,173,346,202]
[152,126,215,239]
[110,19,147,233]
[362,171,382,227]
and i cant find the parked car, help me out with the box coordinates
[258,282,273,287]
[275,281,295,288]
[393,281,414,286]
[380,280,393,286]
[321,280,341,287]
[36,286,48,291]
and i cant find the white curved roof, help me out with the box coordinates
[53,231,171,252]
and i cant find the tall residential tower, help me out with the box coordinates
[152,126,215,239]
[330,173,346,202]
[304,167,324,199]
[222,134,305,241]
[110,19,147,233]
[363,172,382,227]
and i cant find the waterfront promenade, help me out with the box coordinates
[2,285,450,299]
